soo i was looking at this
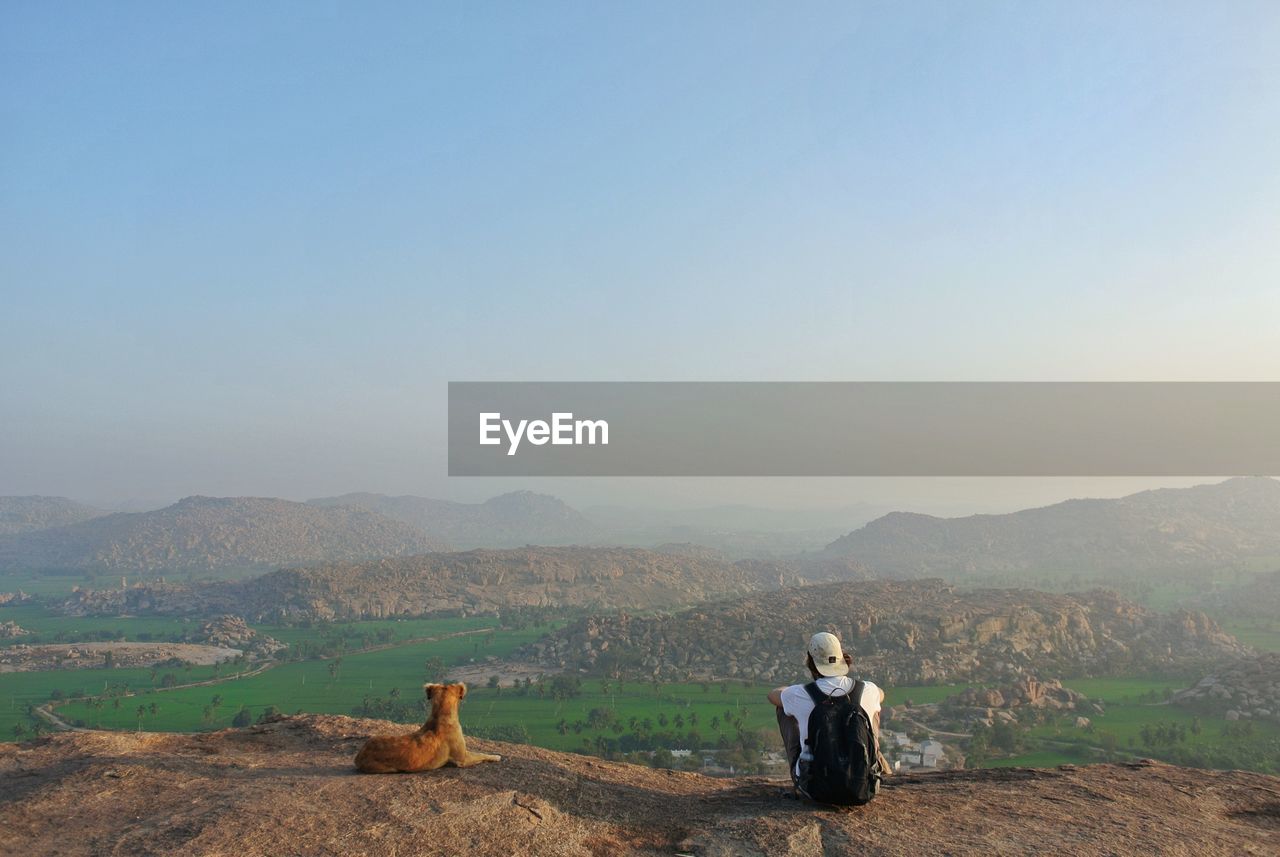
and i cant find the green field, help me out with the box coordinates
[8,608,1278,776]
[0,604,201,643]
[1,663,232,739]
[48,658,963,755]
[53,623,549,733]
[0,574,94,598]
[1221,621,1280,654]
[981,675,1280,773]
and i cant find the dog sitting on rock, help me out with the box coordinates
[355,682,501,773]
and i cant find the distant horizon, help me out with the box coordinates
[13,475,1267,523]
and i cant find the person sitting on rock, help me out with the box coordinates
[767,632,886,804]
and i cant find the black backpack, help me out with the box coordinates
[797,680,881,806]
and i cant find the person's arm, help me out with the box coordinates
[767,686,786,707]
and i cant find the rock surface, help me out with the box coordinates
[1,715,1277,856]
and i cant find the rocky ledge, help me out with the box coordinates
[1,715,1277,856]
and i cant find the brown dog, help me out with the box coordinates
[354,682,501,773]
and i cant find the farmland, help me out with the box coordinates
[6,603,1279,775]
[51,621,547,733]
[983,676,1280,773]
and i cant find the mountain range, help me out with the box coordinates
[5,478,1279,583]
[823,477,1280,578]
[58,546,806,620]
[0,496,445,575]
[0,496,106,536]
[307,490,596,549]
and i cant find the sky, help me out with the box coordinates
[2,2,1278,512]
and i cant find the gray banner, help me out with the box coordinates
[448,382,1280,476]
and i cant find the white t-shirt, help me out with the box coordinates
[780,676,881,776]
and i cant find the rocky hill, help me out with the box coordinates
[1,716,1276,856]
[0,496,106,536]
[523,580,1246,686]
[0,496,446,576]
[59,546,796,620]
[1174,653,1280,724]
[308,490,597,549]
[823,477,1280,578]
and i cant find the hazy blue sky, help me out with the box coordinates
[2,3,1277,510]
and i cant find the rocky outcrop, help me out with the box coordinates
[1,716,1277,856]
[824,477,1280,578]
[938,677,1092,728]
[0,621,29,639]
[523,580,1247,686]
[191,615,283,657]
[59,547,796,621]
[0,495,447,575]
[1173,653,1280,724]
[946,676,1086,711]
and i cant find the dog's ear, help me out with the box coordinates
[424,683,441,700]
[455,682,468,699]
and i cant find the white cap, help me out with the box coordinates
[808,632,849,677]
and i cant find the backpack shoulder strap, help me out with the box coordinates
[851,679,866,710]
[803,681,826,705]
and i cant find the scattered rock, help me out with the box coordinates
[1173,653,1280,723]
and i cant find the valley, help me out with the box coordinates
[4,478,1280,780]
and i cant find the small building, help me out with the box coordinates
[920,740,944,768]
